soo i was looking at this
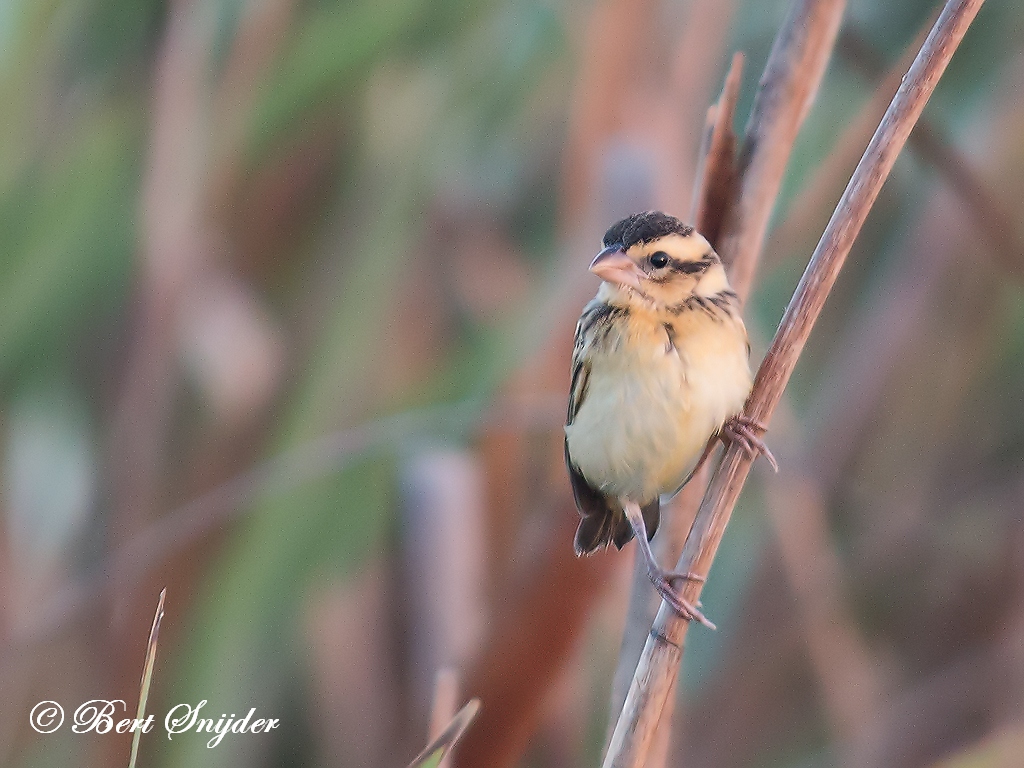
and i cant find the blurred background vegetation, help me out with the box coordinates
[1,0,1023,766]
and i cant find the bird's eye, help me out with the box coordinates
[650,251,669,268]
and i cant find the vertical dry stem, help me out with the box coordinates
[717,0,846,298]
[602,2,986,766]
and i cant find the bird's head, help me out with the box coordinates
[590,211,730,308]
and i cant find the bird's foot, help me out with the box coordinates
[621,497,716,629]
[646,566,716,630]
[720,414,778,472]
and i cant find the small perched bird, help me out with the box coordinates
[564,211,775,626]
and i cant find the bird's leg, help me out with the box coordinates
[621,499,716,630]
[720,414,779,472]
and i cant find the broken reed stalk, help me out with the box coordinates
[602,1,986,766]
[428,669,459,768]
[128,588,166,768]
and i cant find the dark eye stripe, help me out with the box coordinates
[645,251,717,281]
[669,252,717,273]
[673,260,705,274]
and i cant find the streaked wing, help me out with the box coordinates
[566,440,614,554]
[565,300,624,554]
[567,299,620,426]
[566,318,591,426]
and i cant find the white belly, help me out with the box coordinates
[565,315,751,502]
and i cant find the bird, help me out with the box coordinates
[564,211,775,627]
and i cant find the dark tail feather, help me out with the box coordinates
[568,442,617,555]
[567,438,663,554]
[612,497,660,548]
[574,497,662,554]
[574,508,616,555]
[611,513,633,549]
[642,497,660,540]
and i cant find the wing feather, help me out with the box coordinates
[567,300,644,554]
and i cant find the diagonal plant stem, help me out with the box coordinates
[128,588,166,768]
[838,26,1024,274]
[602,1,986,766]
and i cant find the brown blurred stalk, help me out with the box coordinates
[766,472,883,742]
[716,0,846,300]
[402,451,487,708]
[110,0,211,542]
[764,18,931,269]
[96,1,213,763]
[658,0,738,216]
[458,0,663,765]
[603,1,986,766]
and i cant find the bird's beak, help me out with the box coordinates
[589,246,644,290]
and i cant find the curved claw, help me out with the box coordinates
[620,497,716,629]
[721,415,779,472]
[649,573,716,629]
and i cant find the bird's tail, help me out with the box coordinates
[573,497,660,555]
